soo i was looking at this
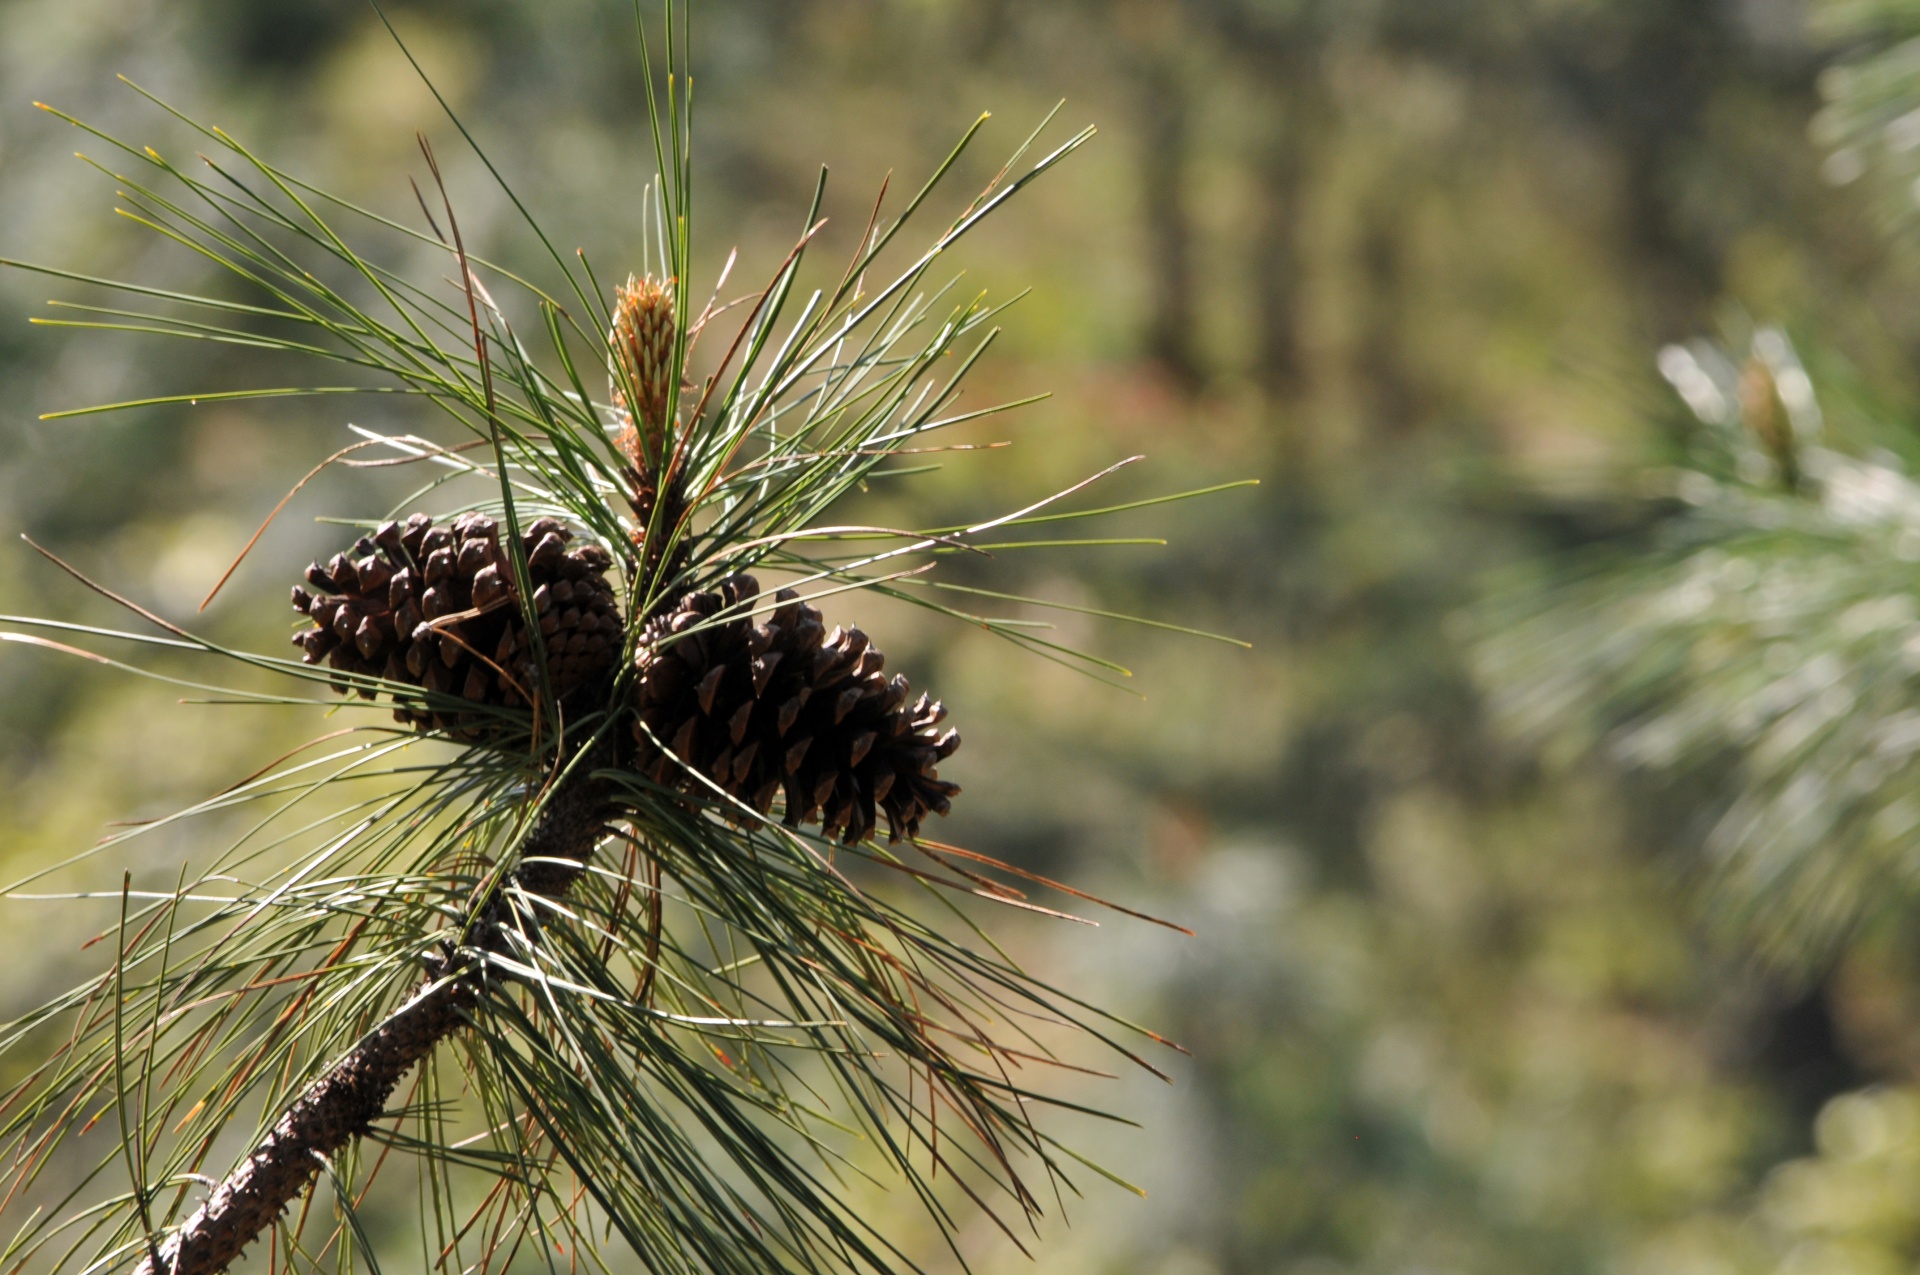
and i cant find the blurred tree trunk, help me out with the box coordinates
[1249,69,1329,485]
[1133,50,1205,391]
[1355,193,1418,434]
[1533,0,1732,343]
[1199,2,1337,482]
[1252,82,1317,406]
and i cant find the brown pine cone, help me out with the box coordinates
[291,513,624,735]
[632,574,961,844]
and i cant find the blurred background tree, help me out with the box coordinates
[11,0,1920,1271]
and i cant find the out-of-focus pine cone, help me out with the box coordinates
[291,513,624,735]
[632,574,961,844]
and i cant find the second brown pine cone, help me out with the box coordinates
[291,513,624,735]
[632,575,961,844]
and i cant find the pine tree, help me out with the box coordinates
[1473,2,1920,969]
[0,10,1227,1272]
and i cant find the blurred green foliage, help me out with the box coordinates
[11,0,1920,1271]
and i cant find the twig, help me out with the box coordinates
[132,769,616,1275]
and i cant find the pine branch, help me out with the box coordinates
[0,33,1228,1270]
[134,766,617,1275]
[1476,328,1920,964]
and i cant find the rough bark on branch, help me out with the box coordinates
[134,771,615,1275]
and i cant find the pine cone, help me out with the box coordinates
[632,575,961,844]
[291,513,624,735]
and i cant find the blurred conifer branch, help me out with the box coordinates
[1813,0,1920,220]
[1476,324,1920,965]
[0,5,1241,1272]
[1472,0,1920,980]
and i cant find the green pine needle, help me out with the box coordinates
[0,5,1234,1272]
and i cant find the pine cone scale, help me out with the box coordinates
[632,574,960,843]
[292,513,624,738]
